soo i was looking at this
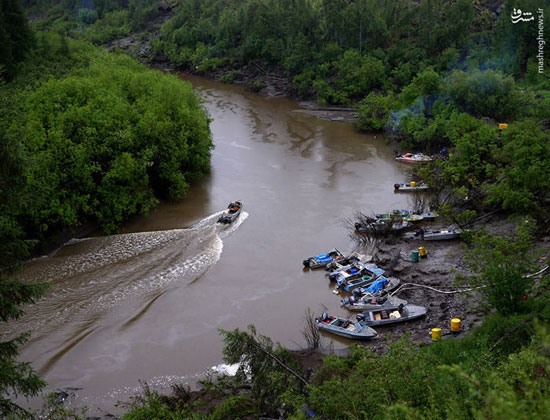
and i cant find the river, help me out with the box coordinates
[4,76,414,415]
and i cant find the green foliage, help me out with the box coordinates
[0,0,34,80]
[76,7,98,25]
[460,220,535,315]
[400,68,442,106]
[441,120,499,187]
[485,119,550,215]
[154,0,482,102]
[84,10,130,45]
[122,392,191,420]
[336,50,385,98]
[4,39,212,237]
[313,78,348,105]
[448,70,523,120]
[354,92,392,131]
[0,274,48,417]
[220,325,306,416]
[209,395,255,420]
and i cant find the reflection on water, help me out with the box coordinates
[4,76,416,416]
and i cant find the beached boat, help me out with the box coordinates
[341,295,407,312]
[423,229,462,240]
[325,252,371,272]
[418,211,437,221]
[303,249,344,269]
[354,276,400,295]
[394,182,430,192]
[375,209,411,220]
[338,272,377,292]
[404,214,424,222]
[341,278,402,310]
[355,220,410,232]
[336,264,386,292]
[356,304,427,326]
[217,201,243,224]
[395,153,433,164]
[405,228,462,241]
[375,209,436,221]
[316,313,377,340]
[329,262,384,285]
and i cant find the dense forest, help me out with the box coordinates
[1,0,550,418]
[20,0,550,224]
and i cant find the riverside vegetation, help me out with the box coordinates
[1,1,212,417]
[1,0,550,418]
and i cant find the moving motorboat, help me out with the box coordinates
[217,201,243,224]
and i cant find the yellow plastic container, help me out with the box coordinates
[410,181,416,187]
[431,328,442,341]
[451,318,461,332]
[419,246,428,258]
[498,123,508,130]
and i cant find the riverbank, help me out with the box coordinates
[105,17,359,124]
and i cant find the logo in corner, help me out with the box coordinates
[511,8,535,23]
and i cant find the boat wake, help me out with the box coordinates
[1,211,248,341]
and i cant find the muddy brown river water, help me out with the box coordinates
[4,76,416,415]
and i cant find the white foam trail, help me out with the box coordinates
[218,211,249,239]
[193,210,225,228]
[1,210,247,340]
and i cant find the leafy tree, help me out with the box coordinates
[0,275,48,418]
[485,119,550,215]
[16,48,212,236]
[336,50,385,97]
[400,67,442,106]
[448,69,523,120]
[220,325,307,416]
[460,220,535,315]
[0,0,34,79]
[354,92,392,131]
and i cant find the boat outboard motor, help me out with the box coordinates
[341,296,355,306]
[328,272,338,282]
[354,222,362,230]
[394,183,400,190]
[356,312,366,321]
[352,289,363,299]
[320,312,329,322]
[303,259,310,268]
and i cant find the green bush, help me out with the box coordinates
[6,39,212,237]
[460,220,535,315]
[336,50,385,97]
[448,70,522,120]
[354,92,392,131]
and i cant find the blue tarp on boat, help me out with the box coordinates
[315,253,332,263]
[364,277,388,293]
